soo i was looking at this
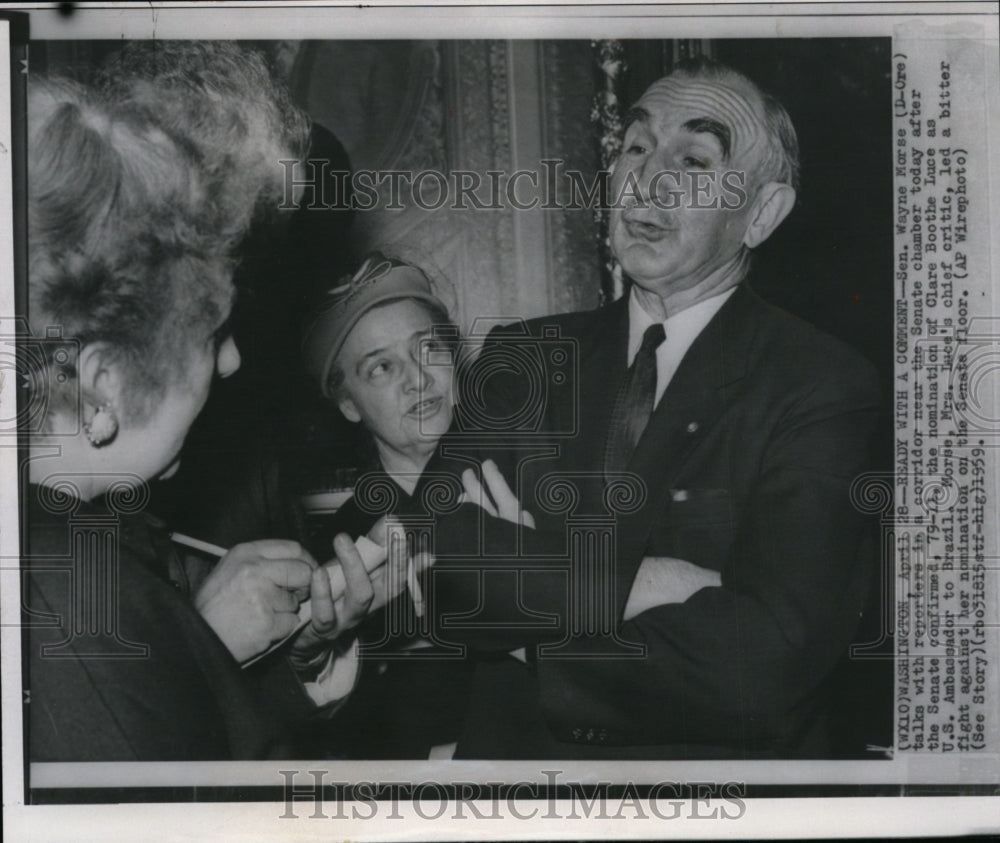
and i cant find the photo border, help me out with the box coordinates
[2,2,998,839]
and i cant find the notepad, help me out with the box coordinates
[242,535,387,668]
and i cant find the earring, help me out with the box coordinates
[84,403,118,447]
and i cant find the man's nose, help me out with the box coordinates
[617,154,664,210]
[637,154,660,196]
[216,335,241,378]
[639,152,686,209]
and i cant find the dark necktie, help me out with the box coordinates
[604,322,666,477]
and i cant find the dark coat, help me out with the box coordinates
[304,454,475,759]
[429,284,883,758]
[24,487,312,761]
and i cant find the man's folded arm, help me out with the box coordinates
[534,390,882,749]
[427,504,573,650]
[431,373,882,748]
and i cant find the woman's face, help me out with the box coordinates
[117,319,241,482]
[336,298,455,465]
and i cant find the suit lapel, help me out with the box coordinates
[559,297,630,474]
[612,284,761,610]
[632,284,756,475]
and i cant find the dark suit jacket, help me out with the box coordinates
[429,283,883,758]
[24,488,315,761]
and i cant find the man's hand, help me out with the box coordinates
[461,460,536,527]
[623,556,722,621]
[193,540,316,664]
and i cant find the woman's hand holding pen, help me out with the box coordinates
[190,458,528,669]
[188,531,425,668]
[192,540,318,665]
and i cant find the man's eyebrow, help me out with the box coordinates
[623,106,651,131]
[681,117,731,159]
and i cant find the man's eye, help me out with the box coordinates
[683,156,709,169]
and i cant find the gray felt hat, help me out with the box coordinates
[302,253,446,398]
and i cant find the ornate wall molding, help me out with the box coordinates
[542,40,602,314]
[290,40,605,332]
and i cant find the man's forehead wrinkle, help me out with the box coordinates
[638,76,768,160]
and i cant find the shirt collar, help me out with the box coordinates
[627,284,738,365]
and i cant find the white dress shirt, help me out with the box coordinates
[627,286,738,408]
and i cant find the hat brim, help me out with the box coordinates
[303,267,447,399]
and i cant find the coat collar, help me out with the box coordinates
[585,283,758,390]
[629,282,762,472]
[26,483,177,581]
[609,283,763,612]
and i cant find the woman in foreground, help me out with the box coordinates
[23,60,401,761]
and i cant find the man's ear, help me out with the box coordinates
[77,342,124,410]
[742,182,796,249]
[338,395,362,424]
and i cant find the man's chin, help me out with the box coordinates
[615,232,669,260]
[616,254,672,287]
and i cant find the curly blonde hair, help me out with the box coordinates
[97,41,310,238]
[28,44,309,425]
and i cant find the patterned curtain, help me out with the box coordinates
[591,39,628,304]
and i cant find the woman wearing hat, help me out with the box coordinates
[304,255,460,496]
[302,254,490,758]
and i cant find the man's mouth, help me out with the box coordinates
[622,216,672,242]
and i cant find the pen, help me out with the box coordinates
[169,532,310,667]
[406,554,425,618]
[170,532,389,667]
[170,532,227,557]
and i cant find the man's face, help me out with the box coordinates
[609,73,770,300]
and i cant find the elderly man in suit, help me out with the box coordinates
[426,56,882,759]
